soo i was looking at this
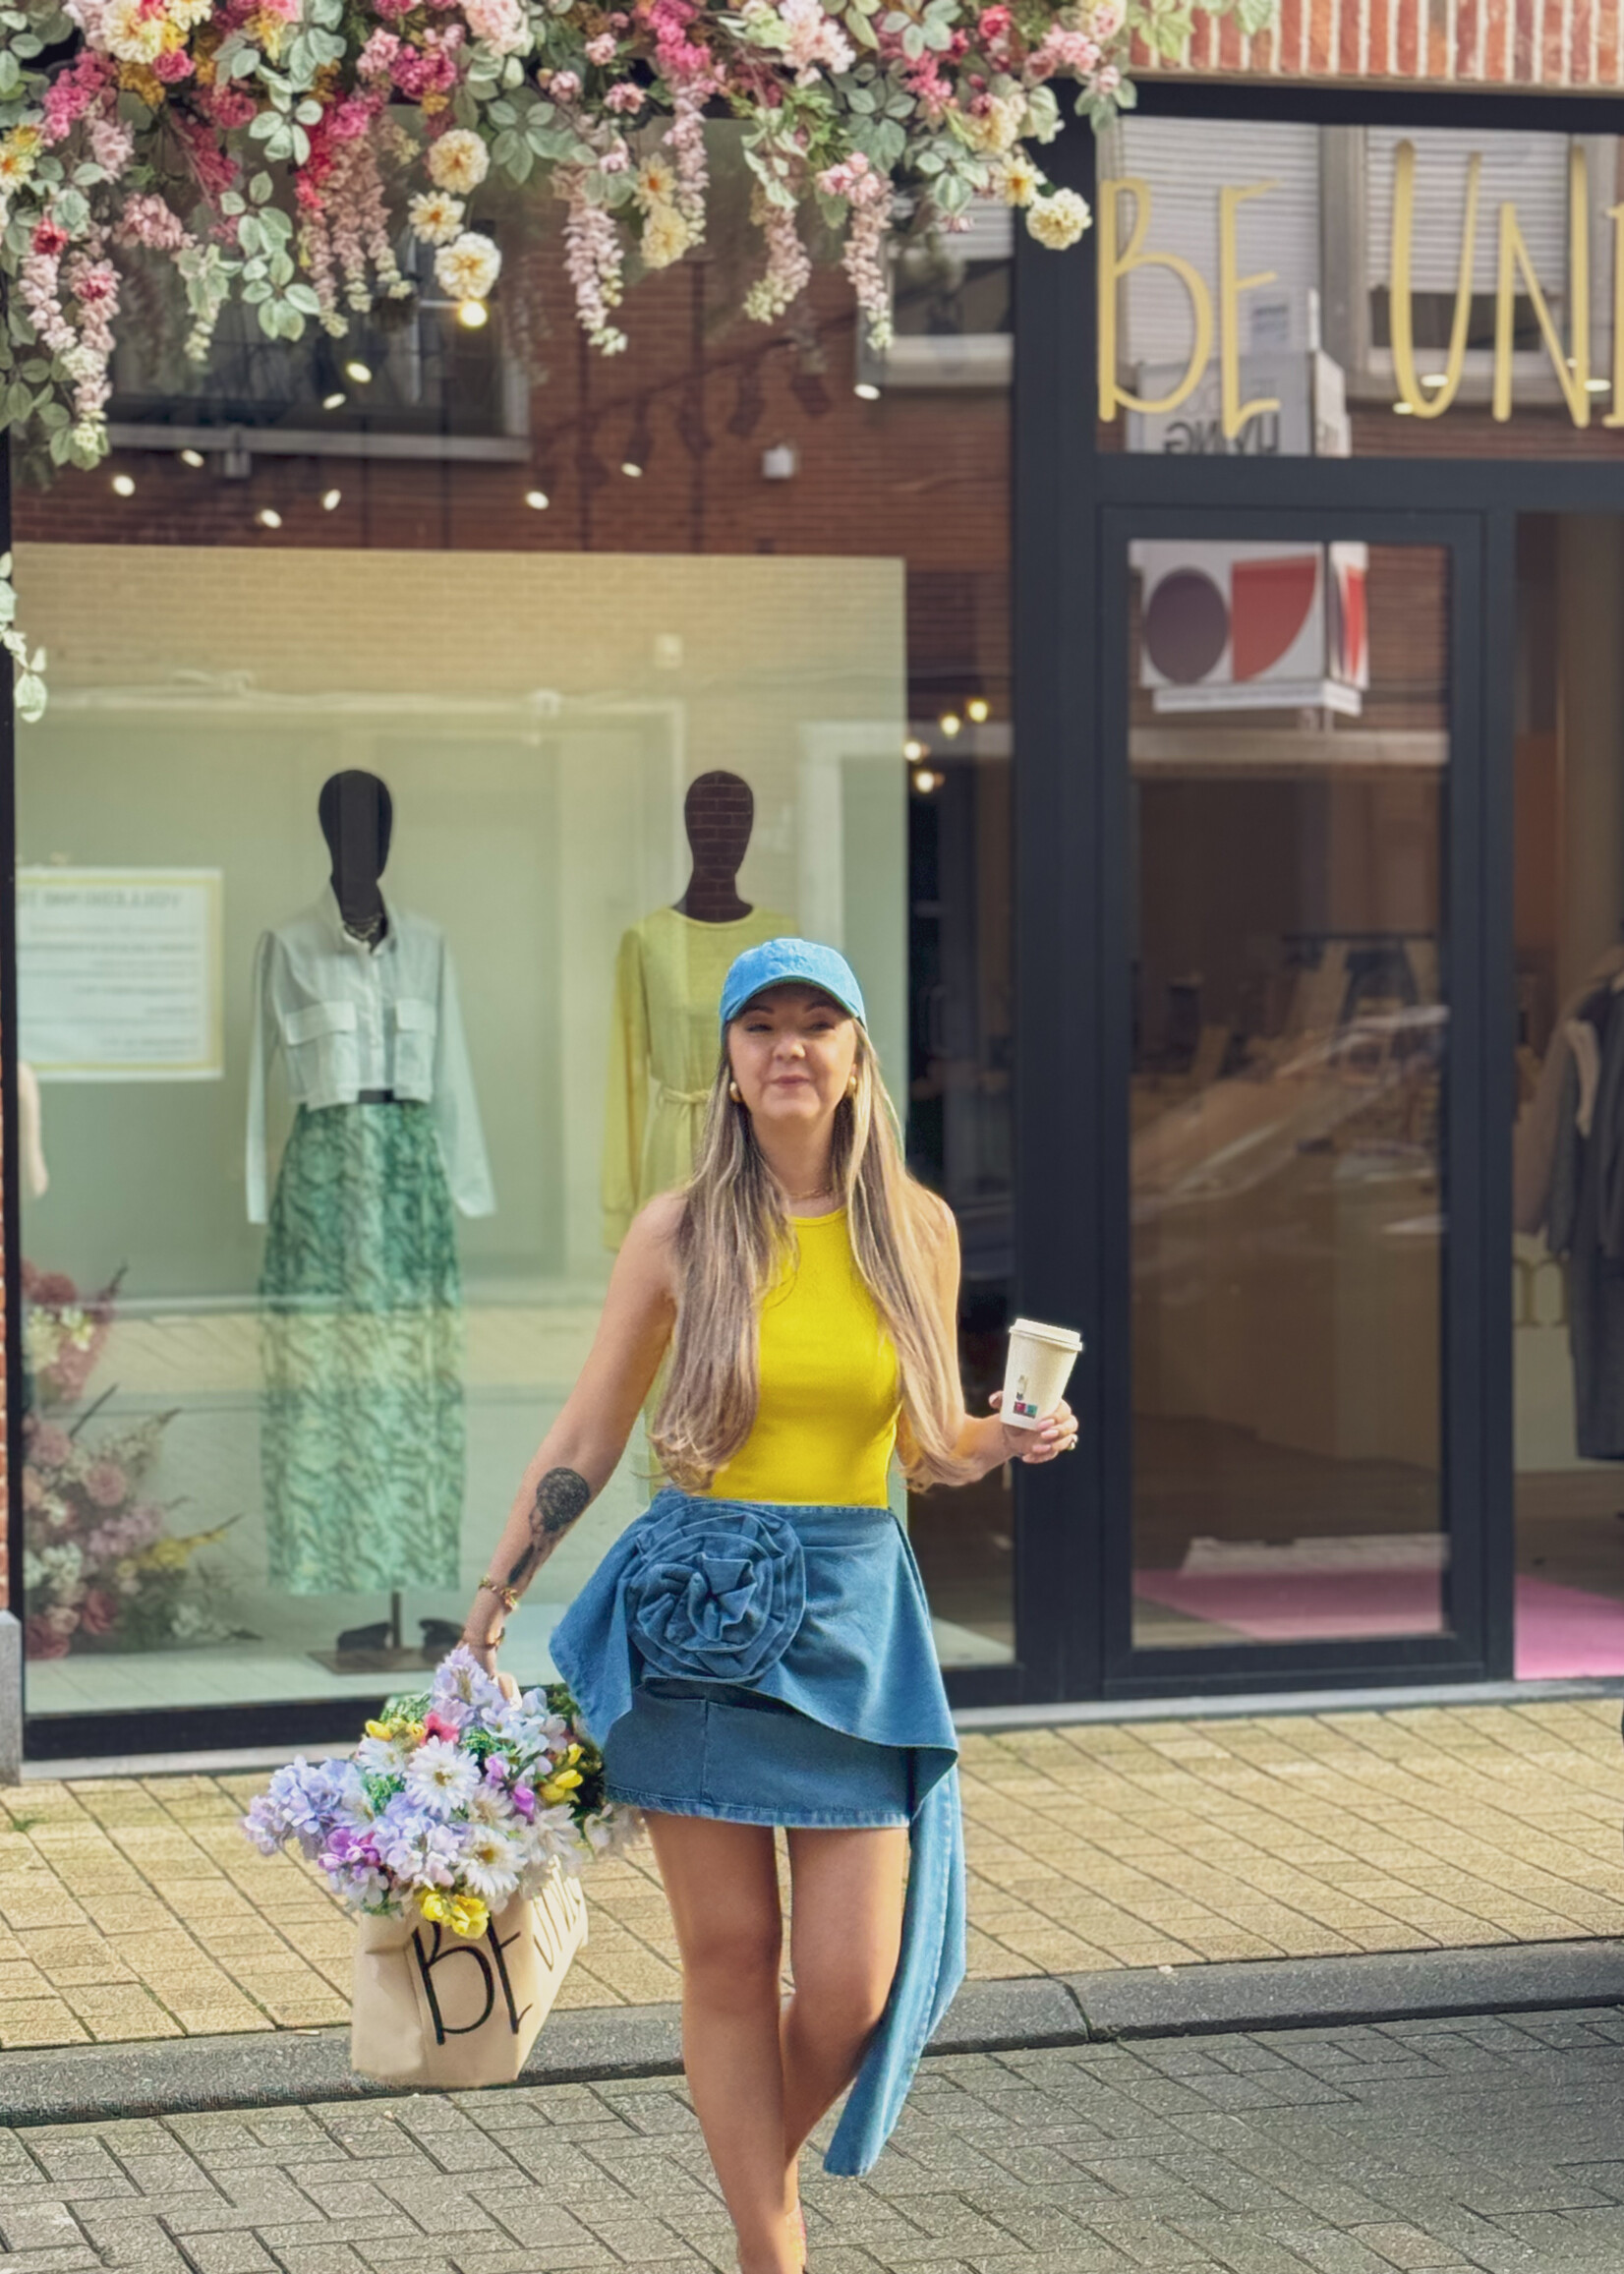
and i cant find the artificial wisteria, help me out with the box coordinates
[0,0,1273,466]
[242,1648,637,1941]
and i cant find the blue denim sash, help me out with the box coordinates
[550,1485,965,2176]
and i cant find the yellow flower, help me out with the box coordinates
[364,1720,393,1741]
[137,1536,192,1572]
[8,126,40,158]
[539,1770,583,1805]
[420,1889,489,1939]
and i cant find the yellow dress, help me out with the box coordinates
[602,904,793,1250]
[708,1208,899,1507]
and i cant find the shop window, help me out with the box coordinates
[1105,117,1624,459]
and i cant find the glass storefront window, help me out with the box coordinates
[1512,512,1624,1679]
[1127,538,1452,1650]
[11,140,1015,1730]
[1102,118,1624,460]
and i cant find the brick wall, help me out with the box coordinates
[1143,0,1623,87]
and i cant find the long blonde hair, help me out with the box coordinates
[650,1022,973,1492]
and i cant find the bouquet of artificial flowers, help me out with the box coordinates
[243,1648,637,2086]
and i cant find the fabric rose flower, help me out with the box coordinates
[408,190,464,245]
[1026,190,1091,251]
[624,1499,806,1683]
[464,0,530,53]
[428,128,490,195]
[434,230,500,300]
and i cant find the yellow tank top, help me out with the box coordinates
[706,1208,899,1507]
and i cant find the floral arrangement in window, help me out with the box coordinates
[22,1260,239,1659]
[0,0,1273,468]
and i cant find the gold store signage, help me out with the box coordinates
[1098,139,1619,434]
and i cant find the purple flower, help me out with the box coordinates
[510,1783,537,1822]
[374,1795,462,1890]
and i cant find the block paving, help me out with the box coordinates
[4,2008,1624,2269]
[0,1699,1620,2049]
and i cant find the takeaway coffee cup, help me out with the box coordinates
[1001,1317,1083,1429]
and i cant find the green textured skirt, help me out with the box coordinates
[259,1101,463,1594]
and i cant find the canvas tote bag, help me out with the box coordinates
[351,1863,589,2087]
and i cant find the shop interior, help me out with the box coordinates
[1127,518,1624,1675]
[1128,538,1451,1652]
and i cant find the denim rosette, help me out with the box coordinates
[625,1496,807,1683]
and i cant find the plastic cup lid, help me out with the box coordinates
[1010,1316,1083,1351]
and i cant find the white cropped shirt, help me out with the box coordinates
[246,888,495,1224]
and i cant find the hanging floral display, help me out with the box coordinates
[0,0,1272,469]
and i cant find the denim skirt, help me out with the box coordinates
[602,1676,912,1829]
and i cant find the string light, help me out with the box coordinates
[178,448,204,469]
[903,738,926,761]
[966,698,990,724]
[110,473,135,496]
[939,712,961,737]
[344,359,373,384]
[457,299,489,329]
[321,488,342,511]
[524,489,550,510]
[854,381,881,402]
[257,506,282,528]
[322,390,347,410]
[912,768,942,793]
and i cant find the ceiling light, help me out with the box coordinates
[178,448,204,469]
[257,507,282,529]
[110,472,135,496]
[321,488,341,511]
[939,712,961,737]
[903,738,926,761]
[966,698,990,724]
[322,390,347,410]
[344,359,373,385]
[853,381,881,402]
[457,299,489,329]
[524,488,550,510]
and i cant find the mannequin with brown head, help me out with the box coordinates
[674,771,754,925]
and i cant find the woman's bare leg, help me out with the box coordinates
[643,1812,802,2274]
[781,1826,908,2162]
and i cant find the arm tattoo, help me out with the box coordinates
[503,1466,592,1591]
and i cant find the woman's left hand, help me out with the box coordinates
[990,1391,1078,1464]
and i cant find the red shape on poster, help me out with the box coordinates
[1230,554,1318,682]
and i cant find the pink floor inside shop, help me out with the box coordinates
[1131,1569,1624,1676]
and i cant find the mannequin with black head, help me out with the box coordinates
[248,764,495,1654]
[674,771,753,925]
[319,769,392,946]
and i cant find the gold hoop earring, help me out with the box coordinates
[728,1080,743,1104]
[846,1076,858,1097]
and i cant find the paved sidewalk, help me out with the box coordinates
[1,1700,1621,2049]
[5,2008,1624,2269]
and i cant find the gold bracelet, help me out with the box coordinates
[478,1574,520,1613]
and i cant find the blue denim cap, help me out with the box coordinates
[719,938,867,1031]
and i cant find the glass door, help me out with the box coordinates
[1099,511,1496,1687]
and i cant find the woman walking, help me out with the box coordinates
[461,939,1076,2274]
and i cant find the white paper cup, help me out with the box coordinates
[1001,1316,1083,1429]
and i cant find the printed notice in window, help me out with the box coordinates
[18,869,223,1080]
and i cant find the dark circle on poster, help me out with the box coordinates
[1143,569,1228,685]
